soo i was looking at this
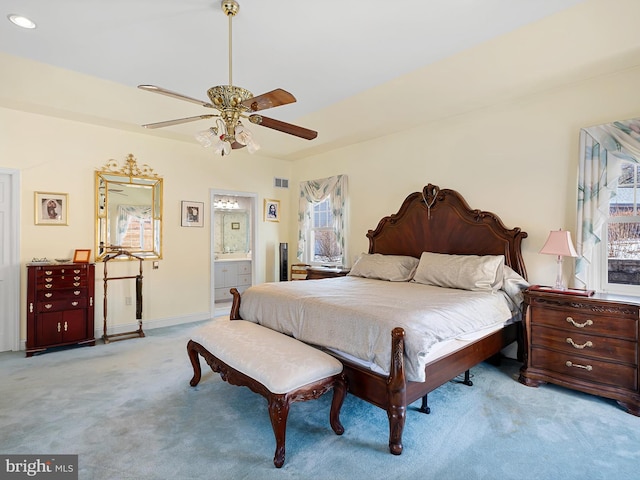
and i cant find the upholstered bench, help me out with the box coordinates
[187,318,346,468]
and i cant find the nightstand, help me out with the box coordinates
[306,267,350,280]
[519,287,640,415]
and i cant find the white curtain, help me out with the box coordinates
[297,175,348,266]
[576,118,640,287]
[116,205,152,246]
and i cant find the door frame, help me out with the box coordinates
[0,168,20,352]
[210,188,257,317]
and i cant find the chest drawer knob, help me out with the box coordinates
[566,337,593,349]
[565,360,593,371]
[566,316,593,328]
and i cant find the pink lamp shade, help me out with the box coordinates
[539,229,578,290]
[539,229,578,257]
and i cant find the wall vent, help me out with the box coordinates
[274,177,289,189]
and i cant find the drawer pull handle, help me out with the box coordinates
[74,276,80,281]
[74,290,80,296]
[71,301,79,306]
[57,322,61,332]
[565,360,593,371]
[566,338,593,349]
[566,317,593,328]
[29,302,33,313]
[44,304,52,309]
[45,277,53,282]
[74,270,80,273]
[73,282,80,287]
[64,321,68,332]
[45,284,52,289]
[45,293,53,298]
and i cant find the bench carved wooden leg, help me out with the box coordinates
[330,375,347,435]
[268,395,290,468]
[187,339,202,386]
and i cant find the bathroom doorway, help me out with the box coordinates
[210,189,257,317]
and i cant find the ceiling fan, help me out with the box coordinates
[137,0,317,156]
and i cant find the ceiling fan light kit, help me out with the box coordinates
[138,0,317,156]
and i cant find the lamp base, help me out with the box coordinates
[553,255,566,290]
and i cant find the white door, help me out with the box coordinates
[0,171,19,352]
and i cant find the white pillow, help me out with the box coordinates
[347,253,419,282]
[412,252,505,291]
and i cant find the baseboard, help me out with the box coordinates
[95,311,212,339]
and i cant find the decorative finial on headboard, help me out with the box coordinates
[421,184,440,219]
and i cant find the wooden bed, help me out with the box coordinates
[230,183,528,455]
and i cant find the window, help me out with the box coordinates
[297,175,348,266]
[116,205,153,251]
[577,120,640,294]
[310,198,341,264]
[604,162,640,291]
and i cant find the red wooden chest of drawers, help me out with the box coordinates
[26,263,95,356]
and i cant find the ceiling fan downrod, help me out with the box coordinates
[221,0,239,87]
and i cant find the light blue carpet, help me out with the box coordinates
[1,320,638,480]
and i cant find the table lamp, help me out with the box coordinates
[539,229,578,291]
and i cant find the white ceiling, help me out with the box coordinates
[0,0,593,159]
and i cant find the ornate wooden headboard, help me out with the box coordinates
[367,183,528,279]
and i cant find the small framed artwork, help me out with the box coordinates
[264,199,280,222]
[73,249,91,263]
[35,192,68,225]
[231,222,240,230]
[181,201,204,227]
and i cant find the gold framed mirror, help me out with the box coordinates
[95,154,163,261]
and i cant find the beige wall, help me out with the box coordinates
[0,106,292,342]
[290,65,640,287]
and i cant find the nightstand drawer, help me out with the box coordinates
[531,348,637,391]
[531,325,637,364]
[530,304,637,340]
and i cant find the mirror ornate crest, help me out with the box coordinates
[95,154,163,261]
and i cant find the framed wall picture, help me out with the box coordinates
[73,249,91,263]
[264,199,280,222]
[181,201,204,227]
[35,192,68,225]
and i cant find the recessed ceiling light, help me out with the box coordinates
[7,14,36,29]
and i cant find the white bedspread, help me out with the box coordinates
[238,277,519,382]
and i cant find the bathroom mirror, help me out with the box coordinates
[95,154,163,261]
[222,211,249,253]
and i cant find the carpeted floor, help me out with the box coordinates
[1,319,639,480]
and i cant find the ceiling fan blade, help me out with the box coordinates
[242,89,296,112]
[249,115,318,140]
[138,85,215,108]
[142,114,217,129]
